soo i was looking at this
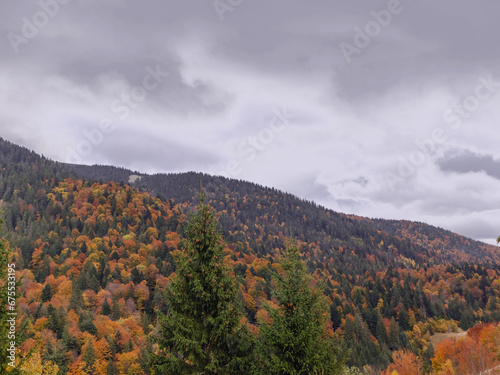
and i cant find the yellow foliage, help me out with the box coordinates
[116,350,142,375]
[18,352,59,375]
[34,317,49,331]
[436,359,455,375]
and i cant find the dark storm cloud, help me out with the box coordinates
[438,150,500,180]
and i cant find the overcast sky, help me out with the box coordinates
[1,0,500,244]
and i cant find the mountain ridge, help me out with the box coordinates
[2,136,500,371]
[3,136,496,254]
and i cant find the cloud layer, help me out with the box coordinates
[2,0,500,244]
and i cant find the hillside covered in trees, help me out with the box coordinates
[1,137,500,374]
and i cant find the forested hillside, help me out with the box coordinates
[67,163,500,265]
[1,137,500,374]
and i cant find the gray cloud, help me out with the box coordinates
[1,0,500,244]
[91,130,221,173]
[438,150,500,180]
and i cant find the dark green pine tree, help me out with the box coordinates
[131,267,142,285]
[114,331,124,354]
[153,190,252,374]
[422,344,435,375]
[69,280,84,312]
[388,317,401,350]
[41,283,53,302]
[257,242,343,375]
[375,313,389,346]
[83,339,97,374]
[101,298,111,316]
[111,297,121,321]
[47,304,63,339]
[107,359,118,375]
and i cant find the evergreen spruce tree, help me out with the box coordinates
[62,326,80,354]
[153,190,252,374]
[101,298,111,316]
[124,340,134,352]
[79,313,98,336]
[83,339,97,374]
[69,282,84,312]
[131,267,142,284]
[107,359,117,375]
[41,283,53,302]
[388,318,401,350]
[88,274,100,293]
[257,241,343,375]
[114,331,123,354]
[47,304,63,339]
[422,344,435,374]
[111,297,121,321]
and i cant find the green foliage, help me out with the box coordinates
[1,138,500,372]
[421,344,435,374]
[0,220,13,372]
[101,298,111,316]
[83,339,97,373]
[41,283,53,303]
[79,313,98,336]
[47,304,64,339]
[153,191,252,374]
[42,340,69,375]
[0,216,30,374]
[111,297,121,321]
[256,242,343,375]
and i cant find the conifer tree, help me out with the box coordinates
[388,318,401,350]
[114,331,124,354]
[153,190,252,374]
[41,283,53,302]
[47,304,63,339]
[69,281,84,312]
[257,241,343,375]
[101,298,111,316]
[83,339,97,374]
[111,297,121,321]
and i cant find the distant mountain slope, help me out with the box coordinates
[2,137,500,371]
[366,218,499,263]
[2,137,498,267]
[64,155,500,265]
[62,163,145,185]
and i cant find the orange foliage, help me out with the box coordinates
[382,350,423,375]
[432,324,500,375]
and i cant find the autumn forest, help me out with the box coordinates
[0,138,500,374]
